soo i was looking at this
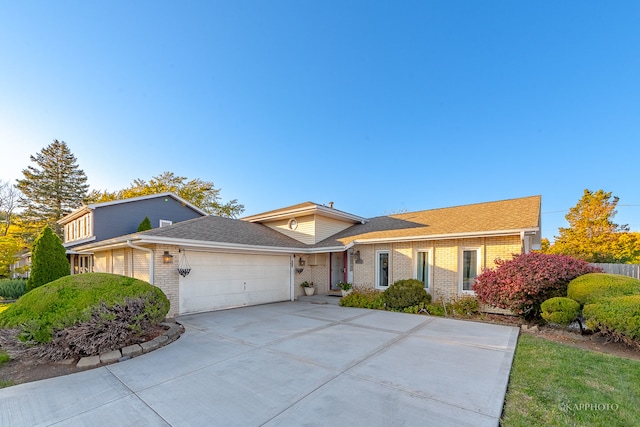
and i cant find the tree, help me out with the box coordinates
[27,226,69,291]
[548,189,630,263]
[0,236,21,278]
[0,180,19,236]
[137,216,152,231]
[16,140,89,238]
[89,171,244,217]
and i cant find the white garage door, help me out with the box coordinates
[179,251,292,314]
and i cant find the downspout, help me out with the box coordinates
[127,240,154,284]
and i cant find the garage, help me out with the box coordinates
[179,251,292,314]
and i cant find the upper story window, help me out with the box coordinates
[64,214,93,243]
[159,219,173,227]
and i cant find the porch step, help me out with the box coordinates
[296,294,342,305]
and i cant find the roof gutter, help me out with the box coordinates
[127,240,154,284]
[349,228,540,245]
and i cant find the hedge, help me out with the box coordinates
[567,273,640,306]
[583,295,640,344]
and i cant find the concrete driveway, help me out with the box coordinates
[0,301,518,426]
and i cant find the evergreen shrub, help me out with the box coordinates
[27,226,69,291]
[0,273,169,344]
[583,295,640,345]
[383,279,431,311]
[339,289,384,309]
[0,279,27,300]
[567,273,640,306]
[540,297,581,325]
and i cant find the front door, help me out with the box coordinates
[330,252,347,291]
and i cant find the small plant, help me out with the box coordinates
[449,295,480,318]
[337,282,352,291]
[300,281,313,288]
[383,279,431,311]
[339,288,384,309]
[540,297,581,325]
[583,295,640,346]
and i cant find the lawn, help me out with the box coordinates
[502,334,640,426]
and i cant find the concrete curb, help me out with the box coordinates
[76,320,183,369]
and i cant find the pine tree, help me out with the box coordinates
[27,226,70,291]
[16,140,89,239]
[137,216,152,231]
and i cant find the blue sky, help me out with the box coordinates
[2,1,639,240]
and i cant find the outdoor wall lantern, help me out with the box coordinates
[162,251,174,264]
[298,257,306,266]
[354,250,363,264]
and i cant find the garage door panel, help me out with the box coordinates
[179,252,291,314]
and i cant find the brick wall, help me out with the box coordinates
[352,235,523,302]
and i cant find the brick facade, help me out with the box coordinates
[352,235,522,302]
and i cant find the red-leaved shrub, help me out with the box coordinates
[473,253,600,318]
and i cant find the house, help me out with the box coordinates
[57,193,207,274]
[75,195,541,317]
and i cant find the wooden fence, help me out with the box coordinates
[591,263,640,279]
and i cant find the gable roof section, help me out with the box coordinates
[242,201,366,224]
[58,192,208,224]
[315,195,541,247]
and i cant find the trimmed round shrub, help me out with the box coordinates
[583,295,640,344]
[567,273,640,306]
[383,279,432,311]
[473,253,600,318]
[0,273,169,344]
[540,297,581,325]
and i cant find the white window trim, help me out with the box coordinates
[159,219,173,228]
[414,248,433,292]
[459,247,481,294]
[375,250,391,289]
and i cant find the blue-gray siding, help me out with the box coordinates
[92,197,204,242]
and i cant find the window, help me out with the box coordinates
[64,214,93,242]
[159,219,173,227]
[459,248,481,293]
[376,250,390,288]
[415,250,431,290]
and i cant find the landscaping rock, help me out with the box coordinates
[140,340,160,353]
[165,325,181,340]
[100,350,122,364]
[121,344,143,358]
[76,355,101,369]
[153,335,169,346]
[521,325,529,331]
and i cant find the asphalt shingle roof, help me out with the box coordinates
[141,215,308,248]
[315,195,541,247]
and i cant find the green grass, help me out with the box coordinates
[502,334,640,426]
[0,350,12,388]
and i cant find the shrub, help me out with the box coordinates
[583,295,640,346]
[27,226,69,291]
[567,273,640,306]
[0,273,169,344]
[424,303,446,316]
[383,279,432,311]
[0,279,27,300]
[540,297,581,325]
[473,253,600,318]
[448,295,480,318]
[339,288,384,309]
[31,298,160,360]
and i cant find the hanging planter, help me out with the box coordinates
[177,250,191,277]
